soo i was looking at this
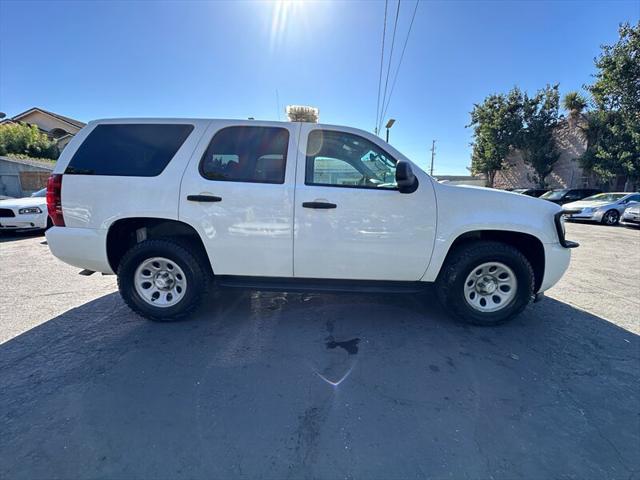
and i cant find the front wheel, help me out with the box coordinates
[117,238,209,321]
[436,241,535,326]
[601,209,619,226]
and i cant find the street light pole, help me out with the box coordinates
[430,139,436,176]
[385,118,396,143]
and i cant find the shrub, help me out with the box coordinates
[0,122,59,160]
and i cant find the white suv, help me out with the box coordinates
[45,119,575,325]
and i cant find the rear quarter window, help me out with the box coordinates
[66,124,194,176]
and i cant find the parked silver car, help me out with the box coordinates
[563,192,640,225]
[620,203,640,228]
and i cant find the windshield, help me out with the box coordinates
[582,193,626,202]
[540,190,568,200]
[30,188,47,198]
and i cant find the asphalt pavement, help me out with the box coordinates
[1,223,638,479]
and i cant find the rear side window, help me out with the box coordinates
[66,124,194,176]
[199,126,289,184]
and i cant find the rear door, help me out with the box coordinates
[179,121,299,277]
[292,124,436,281]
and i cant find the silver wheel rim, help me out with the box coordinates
[463,261,517,313]
[134,257,187,308]
[605,211,618,224]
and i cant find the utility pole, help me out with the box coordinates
[429,140,436,176]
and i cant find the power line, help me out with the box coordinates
[380,0,420,124]
[374,0,388,135]
[377,0,401,134]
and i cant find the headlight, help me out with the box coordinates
[18,207,42,214]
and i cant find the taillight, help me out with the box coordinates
[46,174,65,226]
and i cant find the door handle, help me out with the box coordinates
[187,195,222,202]
[302,201,337,209]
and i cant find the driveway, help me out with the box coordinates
[1,223,639,479]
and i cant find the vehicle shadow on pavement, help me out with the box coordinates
[0,231,45,243]
[1,290,638,480]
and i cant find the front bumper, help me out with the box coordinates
[539,242,572,292]
[554,212,579,248]
[0,213,47,230]
[620,213,640,227]
[563,210,604,222]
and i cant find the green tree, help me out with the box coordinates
[518,85,561,188]
[587,22,640,115]
[580,22,640,189]
[468,88,523,187]
[0,122,59,160]
[580,110,638,185]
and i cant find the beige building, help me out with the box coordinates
[493,116,594,190]
[0,107,85,151]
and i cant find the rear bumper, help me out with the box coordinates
[45,227,114,274]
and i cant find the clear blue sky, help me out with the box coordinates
[0,0,638,175]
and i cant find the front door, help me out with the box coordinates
[293,125,436,281]
[179,121,300,277]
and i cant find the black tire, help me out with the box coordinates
[435,241,535,326]
[117,238,209,322]
[601,209,619,226]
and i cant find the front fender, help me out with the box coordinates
[421,184,560,282]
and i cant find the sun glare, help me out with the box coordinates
[270,0,308,50]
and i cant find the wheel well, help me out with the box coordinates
[106,218,213,276]
[446,230,545,292]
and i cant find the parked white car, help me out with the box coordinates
[620,203,640,228]
[0,188,50,232]
[45,119,576,325]
[563,192,640,225]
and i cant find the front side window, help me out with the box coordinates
[200,127,289,184]
[305,130,397,189]
[565,190,584,200]
[66,124,194,176]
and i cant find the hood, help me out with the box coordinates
[437,183,561,214]
[0,197,47,209]
[563,200,613,209]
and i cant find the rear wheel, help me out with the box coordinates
[601,209,619,226]
[117,238,209,321]
[436,241,535,326]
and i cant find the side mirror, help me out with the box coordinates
[396,161,419,194]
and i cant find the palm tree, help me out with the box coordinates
[562,92,588,116]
